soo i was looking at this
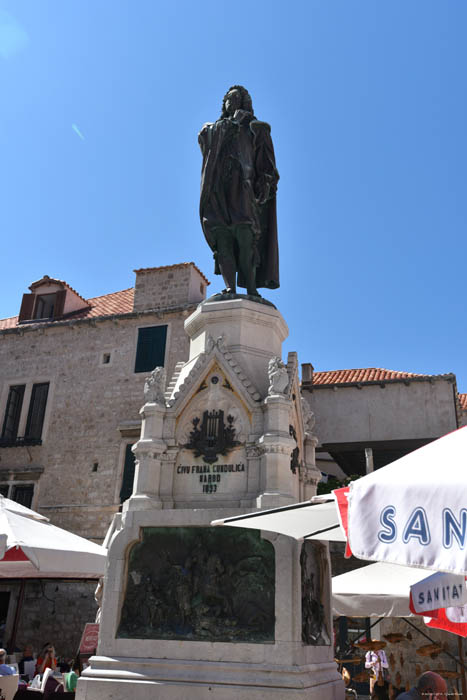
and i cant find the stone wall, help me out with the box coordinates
[0,580,97,659]
[133,264,207,312]
[304,378,458,446]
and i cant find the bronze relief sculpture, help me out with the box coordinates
[199,86,279,297]
[117,527,275,642]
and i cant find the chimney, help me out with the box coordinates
[301,363,314,385]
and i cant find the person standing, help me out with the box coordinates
[365,648,389,695]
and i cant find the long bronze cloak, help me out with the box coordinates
[199,112,280,290]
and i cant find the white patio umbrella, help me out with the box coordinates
[0,495,107,651]
[0,495,107,578]
[332,562,437,618]
[345,427,467,576]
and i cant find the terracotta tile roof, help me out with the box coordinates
[72,288,134,320]
[0,316,19,330]
[459,394,467,410]
[0,288,134,330]
[312,368,427,385]
[0,263,210,331]
[134,262,210,285]
[28,275,88,304]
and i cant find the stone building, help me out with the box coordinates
[0,262,208,655]
[302,365,461,482]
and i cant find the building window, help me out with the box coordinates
[25,383,49,441]
[19,289,66,323]
[134,326,167,373]
[11,485,34,508]
[119,444,136,503]
[1,385,25,442]
[0,484,34,508]
[34,294,56,319]
[1,382,49,447]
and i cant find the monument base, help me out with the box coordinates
[78,655,343,700]
[77,296,339,700]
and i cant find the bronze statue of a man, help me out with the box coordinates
[199,86,279,297]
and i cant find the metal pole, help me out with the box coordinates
[8,580,25,653]
[458,636,467,698]
[352,617,381,645]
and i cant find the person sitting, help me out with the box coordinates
[36,643,57,674]
[18,643,34,675]
[396,671,447,699]
[0,649,14,675]
[65,660,80,693]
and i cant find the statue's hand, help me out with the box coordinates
[255,182,270,205]
[255,174,274,204]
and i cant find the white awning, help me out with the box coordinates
[211,497,346,542]
[332,562,435,618]
[0,495,107,578]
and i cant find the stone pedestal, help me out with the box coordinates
[77,298,341,700]
[183,297,288,398]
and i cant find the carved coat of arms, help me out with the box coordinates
[184,410,239,464]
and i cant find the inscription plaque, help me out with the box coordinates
[174,446,247,498]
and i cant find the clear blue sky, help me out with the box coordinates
[1,1,466,390]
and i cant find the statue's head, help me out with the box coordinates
[221,85,254,119]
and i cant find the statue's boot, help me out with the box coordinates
[238,247,258,297]
[218,257,237,294]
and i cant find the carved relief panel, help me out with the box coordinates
[118,527,275,643]
[301,541,331,646]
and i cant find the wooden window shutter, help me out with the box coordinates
[134,325,168,373]
[1,385,25,440]
[119,444,136,503]
[25,383,49,441]
[18,294,35,322]
[53,290,66,318]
